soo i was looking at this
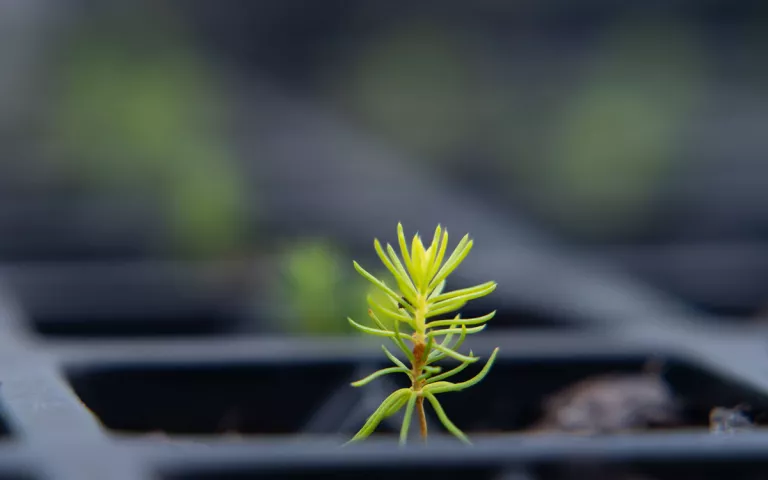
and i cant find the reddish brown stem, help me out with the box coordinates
[417,396,427,440]
[411,340,428,441]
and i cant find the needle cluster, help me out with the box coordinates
[346,223,499,445]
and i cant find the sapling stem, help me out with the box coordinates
[417,396,428,441]
[409,320,428,442]
[346,223,499,446]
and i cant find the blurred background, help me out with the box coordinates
[2,0,768,338]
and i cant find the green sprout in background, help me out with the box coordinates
[272,239,394,336]
[346,224,499,445]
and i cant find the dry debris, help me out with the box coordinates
[533,372,680,433]
[709,405,755,433]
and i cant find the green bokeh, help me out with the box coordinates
[49,12,248,257]
[274,240,389,336]
[513,17,707,239]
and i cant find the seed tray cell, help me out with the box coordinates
[0,258,767,480]
[0,320,764,480]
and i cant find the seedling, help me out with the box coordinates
[346,223,499,445]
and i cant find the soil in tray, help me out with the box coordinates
[67,362,362,435]
[67,354,768,437]
[533,460,768,480]
[163,465,501,480]
[429,355,768,435]
[164,461,768,480]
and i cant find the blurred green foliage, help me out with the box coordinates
[330,14,710,241]
[49,10,247,256]
[534,18,705,238]
[274,239,390,336]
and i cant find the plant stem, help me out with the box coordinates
[411,341,428,442]
[416,396,427,440]
[411,295,429,442]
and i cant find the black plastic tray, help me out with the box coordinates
[1,274,768,480]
